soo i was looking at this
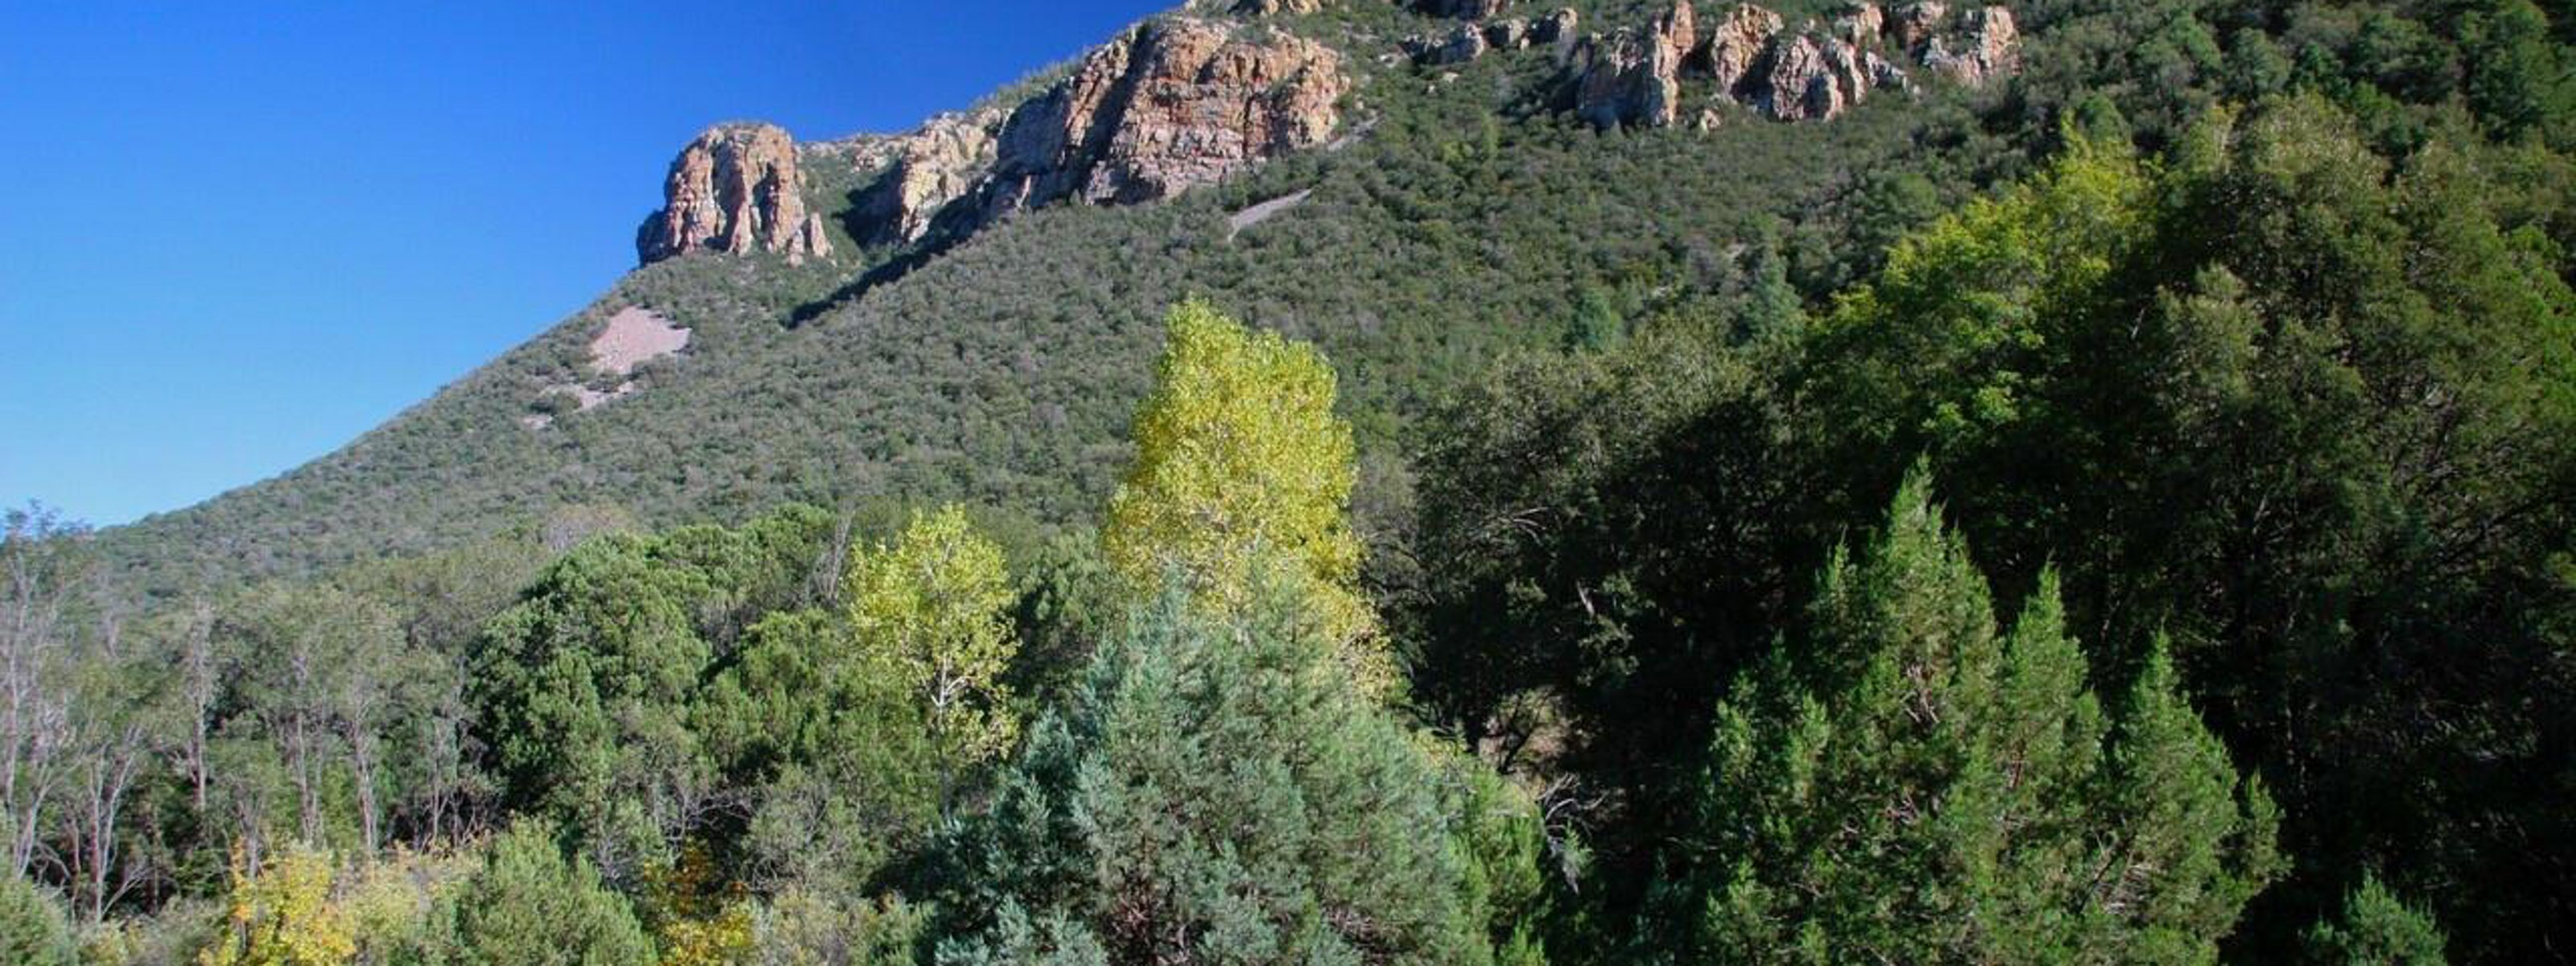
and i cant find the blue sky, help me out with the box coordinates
[0,1,1168,526]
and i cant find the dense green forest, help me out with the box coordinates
[11,0,2576,961]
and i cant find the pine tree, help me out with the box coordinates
[1658,469,2277,964]
[2303,874,2448,965]
[448,822,653,966]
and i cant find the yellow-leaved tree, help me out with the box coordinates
[199,845,353,966]
[1102,300,1386,691]
[845,505,1019,790]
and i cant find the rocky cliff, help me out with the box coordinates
[636,122,834,266]
[1551,0,2021,128]
[968,16,1348,224]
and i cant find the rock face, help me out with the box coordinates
[1704,3,1785,93]
[856,111,1003,246]
[1572,2,1698,128]
[1572,0,2019,127]
[1575,28,1682,128]
[974,17,1346,221]
[637,123,834,266]
[1430,23,1491,64]
[1924,6,2018,84]
[1835,2,1885,47]
[1892,1,1949,51]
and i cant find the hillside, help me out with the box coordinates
[96,0,2036,592]
[19,0,2576,961]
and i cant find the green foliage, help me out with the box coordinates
[1653,472,2276,964]
[746,890,927,966]
[0,873,76,966]
[2302,874,2449,965]
[697,609,940,894]
[935,585,1496,965]
[471,506,835,873]
[447,824,652,966]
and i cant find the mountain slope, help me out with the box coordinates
[97,0,2035,591]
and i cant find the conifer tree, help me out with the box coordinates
[935,583,1500,965]
[2303,874,2448,965]
[1659,469,2277,964]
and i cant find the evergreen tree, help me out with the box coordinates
[935,584,1499,965]
[1655,470,2277,964]
[2302,874,2449,965]
[448,822,653,966]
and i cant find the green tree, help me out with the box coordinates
[0,873,75,966]
[1100,301,1382,689]
[448,823,652,966]
[696,609,940,893]
[1657,471,2277,964]
[472,506,834,876]
[2303,874,2448,965]
[935,584,1496,965]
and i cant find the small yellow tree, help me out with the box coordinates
[846,506,1020,776]
[200,845,353,966]
[1102,300,1385,691]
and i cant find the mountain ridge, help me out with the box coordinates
[93,0,2026,594]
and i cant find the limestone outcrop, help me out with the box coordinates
[637,123,833,266]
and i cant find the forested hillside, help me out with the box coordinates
[10,0,2576,962]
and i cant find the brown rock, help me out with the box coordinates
[1822,36,1871,105]
[1891,1,1947,52]
[856,110,1002,245]
[1575,27,1682,129]
[1705,3,1784,94]
[979,17,1346,219]
[1418,0,1510,16]
[1761,35,1844,120]
[1924,6,2019,84]
[1834,2,1885,47]
[637,122,833,266]
[1657,1,1699,68]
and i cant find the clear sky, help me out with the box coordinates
[0,1,1170,527]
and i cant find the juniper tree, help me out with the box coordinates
[1655,470,2277,964]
